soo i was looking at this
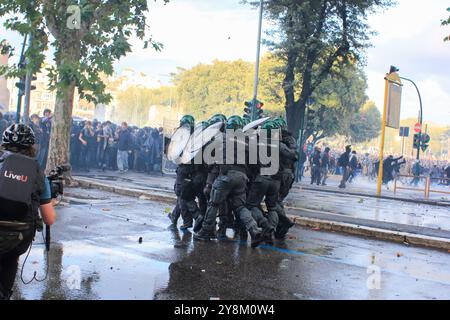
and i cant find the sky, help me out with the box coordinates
[1,0,449,125]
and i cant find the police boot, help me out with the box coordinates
[180,218,193,231]
[239,228,248,241]
[275,215,295,240]
[249,227,264,248]
[262,227,275,245]
[193,228,215,241]
[217,224,228,241]
[193,215,204,233]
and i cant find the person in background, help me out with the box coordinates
[0,112,8,135]
[310,147,321,186]
[321,147,331,186]
[78,120,95,172]
[348,151,358,183]
[115,122,132,173]
[338,145,352,189]
[38,109,52,169]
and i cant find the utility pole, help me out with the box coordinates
[251,0,264,121]
[23,33,34,125]
[15,34,28,124]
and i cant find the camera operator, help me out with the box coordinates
[0,124,56,300]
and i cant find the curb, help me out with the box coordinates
[296,185,450,207]
[289,216,450,251]
[74,178,176,204]
[74,178,450,251]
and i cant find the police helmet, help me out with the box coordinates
[179,115,195,128]
[226,115,243,130]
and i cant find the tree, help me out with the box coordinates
[246,0,393,138]
[443,7,450,42]
[115,85,175,126]
[305,62,369,143]
[0,0,168,174]
[348,101,381,143]
[173,60,254,119]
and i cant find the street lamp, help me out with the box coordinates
[399,76,423,161]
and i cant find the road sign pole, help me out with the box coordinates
[377,76,389,197]
[401,135,405,155]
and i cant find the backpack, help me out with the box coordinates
[0,151,40,222]
[337,153,345,167]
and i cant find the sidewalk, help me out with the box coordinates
[296,174,450,206]
[73,169,450,250]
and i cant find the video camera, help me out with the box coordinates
[40,164,71,251]
[47,164,71,199]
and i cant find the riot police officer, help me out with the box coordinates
[273,118,297,239]
[194,115,264,247]
[0,124,56,300]
[169,115,204,230]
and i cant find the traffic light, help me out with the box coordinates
[243,100,264,120]
[421,133,430,152]
[15,76,26,96]
[30,75,37,91]
[15,75,37,96]
[306,109,316,129]
[243,101,252,121]
[413,133,421,149]
[255,100,264,119]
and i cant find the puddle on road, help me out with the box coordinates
[13,241,170,300]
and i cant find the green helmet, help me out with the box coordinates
[261,120,280,133]
[196,120,209,129]
[180,115,195,127]
[274,117,287,130]
[242,116,251,126]
[226,115,243,130]
[208,114,227,126]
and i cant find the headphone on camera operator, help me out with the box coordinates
[0,124,60,300]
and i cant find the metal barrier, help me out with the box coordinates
[394,175,450,199]
[393,174,428,198]
[427,177,450,198]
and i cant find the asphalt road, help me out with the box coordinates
[12,187,450,300]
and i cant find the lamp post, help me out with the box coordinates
[399,76,423,161]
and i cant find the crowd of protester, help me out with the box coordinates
[0,110,165,174]
[299,144,450,187]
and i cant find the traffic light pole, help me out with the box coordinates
[23,33,34,125]
[251,0,264,121]
[15,34,28,124]
[400,76,423,161]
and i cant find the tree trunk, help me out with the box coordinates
[46,82,75,175]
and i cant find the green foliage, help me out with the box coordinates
[173,60,254,119]
[0,0,168,103]
[115,85,174,127]
[443,7,450,42]
[245,0,394,137]
[348,101,382,143]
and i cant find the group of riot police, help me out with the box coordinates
[167,114,298,248]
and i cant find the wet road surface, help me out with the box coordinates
[12,188,450,300]
[75,171,450,232]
